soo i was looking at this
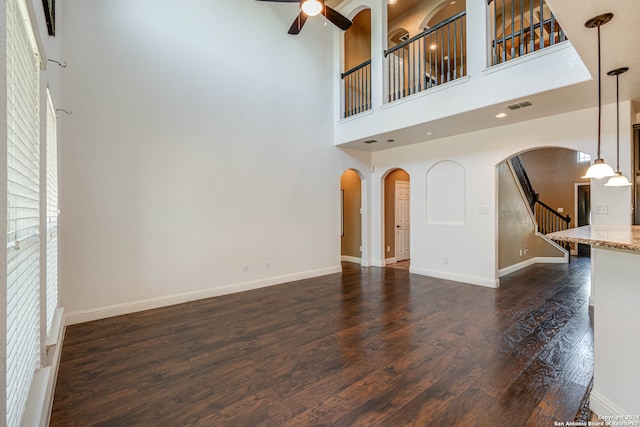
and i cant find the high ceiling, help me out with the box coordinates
[545,0,640,106]
[386,0,429,23]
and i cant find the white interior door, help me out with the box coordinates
[395,180,410,261]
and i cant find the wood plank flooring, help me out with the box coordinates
[51,257,593,426]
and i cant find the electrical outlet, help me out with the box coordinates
[524,246,528,254]
[387,246,391,252]
[519,250,523,256]
[359,246,362,252]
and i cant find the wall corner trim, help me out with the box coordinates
[64,266,342,325]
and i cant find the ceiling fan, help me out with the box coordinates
[256,0,352,35]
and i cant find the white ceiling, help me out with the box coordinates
[336,0,640,152]
[544,0,640,106]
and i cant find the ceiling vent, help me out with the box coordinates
[362,139,378,144]
[506,100,533,110]
[399,33,410,42]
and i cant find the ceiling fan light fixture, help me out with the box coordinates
[301,0,323,16]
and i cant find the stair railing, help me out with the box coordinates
[488,0,567,66]
[535,200,571,250]
[509,155,572,252]
[509,156,537,209]
[384,11,466,102]
[341,59,372,118]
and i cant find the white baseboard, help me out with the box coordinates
[371,260,386,267]
[385,257,397,265]
[341,256,362,264]
[22,307,65,427]
[65,265,342,325]
[498,256,568,277]
[409,266,499,288]
[590,389,630,418]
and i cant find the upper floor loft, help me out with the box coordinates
[332,0,593,150]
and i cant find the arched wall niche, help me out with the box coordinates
[426,160,466,225]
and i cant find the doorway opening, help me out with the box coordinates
[341,170,363,264]
[497,147,591,275]
[383,169,410,269]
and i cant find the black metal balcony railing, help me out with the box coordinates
[341,59,372,118]
[489,0,567,66]
[384,11,467,103]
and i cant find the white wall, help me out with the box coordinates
[369,104,632,286]
[59,0,369,322]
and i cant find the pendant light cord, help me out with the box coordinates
[616,72,620,172]
[597,24,602,160]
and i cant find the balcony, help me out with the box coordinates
[335,0,589,150]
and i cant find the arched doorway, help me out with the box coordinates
[341,170,363,264]
[383,168,410,267]
[497,147,591,276]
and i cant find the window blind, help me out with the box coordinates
[6,0,41,425]
[45,90,58,336]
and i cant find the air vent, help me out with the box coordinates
[362,139,378,144]
[506,100,533,110]
[399,34,410,42]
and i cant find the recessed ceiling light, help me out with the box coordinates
[426,131,434,136]
[450,1,456,4]
[496,113,508,118]
[430,44,437,50]
[389,0,397,4]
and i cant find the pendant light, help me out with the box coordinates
[301,0,323,16]
[582,13,616,180]
[605,67,632,187]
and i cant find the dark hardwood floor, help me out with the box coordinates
[51,257,593,426]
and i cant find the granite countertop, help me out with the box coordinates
[547,225,640,252]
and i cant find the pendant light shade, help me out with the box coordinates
[583,158,616,179]
[605,172,632,187]
[605,66,632,187]
[582,13,616,180]
[301,0,323,16]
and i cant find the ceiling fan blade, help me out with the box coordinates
[324,6,352,31]
[288,12,308,35]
